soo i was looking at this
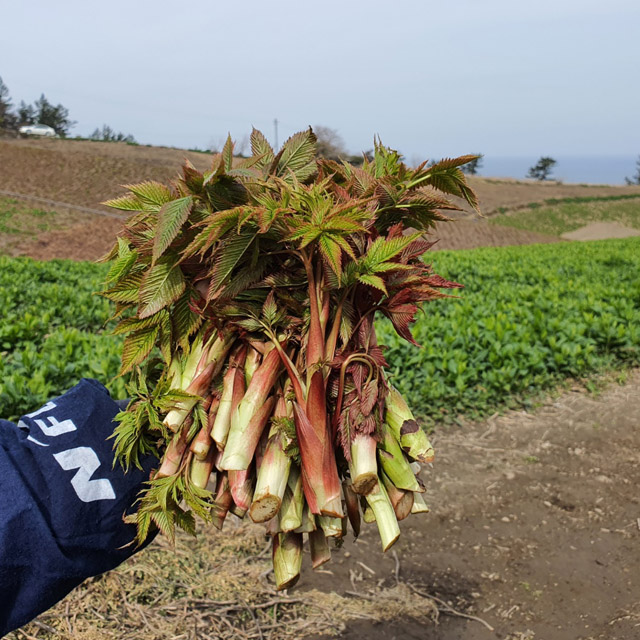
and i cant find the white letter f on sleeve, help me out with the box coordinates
[53,447,116,503]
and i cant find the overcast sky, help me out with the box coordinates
[2,0,639,161]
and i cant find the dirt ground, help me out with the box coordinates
[0,138,212,210]
[11,215,564,261]
[14,371,639,640]
[13,216,126,261]
[561,222,640,242]
[464,178,640,215]
[301,369,640,640]
[4,138,640,213]
[5,137,640,259]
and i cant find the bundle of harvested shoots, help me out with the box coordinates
[102,129,478,589]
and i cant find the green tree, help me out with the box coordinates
[17,100,36,126]
[0,76,17,130]
[461,154,483,175]
[527,156,557,181]
[90,124,136,143]
[624,156,640,186]
[32,94,76,136]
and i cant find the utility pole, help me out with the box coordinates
[274,118,279,150]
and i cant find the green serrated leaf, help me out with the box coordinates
[207,231,256,297]
[276,128,317,180]
[121,326,159,374]
[174,507,198,536]
[124,181,173,206]
[106,246,138,285]
[235,317,263,332]
[139,257,186,318]
[318,234,342,278]
[153,196,194,262]
[173,291,205,350]
[250,128,275,168]
[262,291,278,326]
[339,297,356,344]
[149,506,176,544]
[365,233,421,269]
[222,134,234,171]
[102,193,146,211]
[136,510,152,545]
[357,273,388,294]
[113,311,167,336]
[102,270,145,303]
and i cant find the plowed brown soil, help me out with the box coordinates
[430,219,562,251]
[304,370,640,640]
[0,138,212,210]
[3,138,640,260]
[466,178,640,214]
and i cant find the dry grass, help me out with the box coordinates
[10,520,437,640]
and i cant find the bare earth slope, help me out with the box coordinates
[3,138,640,259]
[465,178,640,214]
[431,218,562,251]
[0,137,212,209]
[304,370,640,640]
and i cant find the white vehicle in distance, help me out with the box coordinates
[19,123,57,137]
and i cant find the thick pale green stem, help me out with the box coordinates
[362,502,376,524]
[365,479,400,551]
[220,396,276,470]
[272,532,303,590]
[378,425,422,492]
[317,515,343,538]
[190,398,219,460]
[220,348,282,470]
[163,334,233,432]
[293,502,316,534]
[386,385,434,463]
[156,417,192,477]
[279,466,304,532]
[251,430,292,523]
[212,345,247,449]
[349,433,379,495]
[244,346,262,386]
[190,447,216,489]
[411,491,430,514]
[211,472,232,530]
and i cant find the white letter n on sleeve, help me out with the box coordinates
[53,447,116,502]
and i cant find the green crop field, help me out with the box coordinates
[0,258,125,420]
[379,238,640,423]
[1,237,639,423]
[489,194,640,236]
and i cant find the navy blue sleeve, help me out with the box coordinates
[0,379,156,636]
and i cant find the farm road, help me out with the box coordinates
[304,370,640,640]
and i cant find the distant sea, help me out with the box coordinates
[477,156,638,186]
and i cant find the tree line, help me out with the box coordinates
[0,76,74,136]
[0,75,135,142]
